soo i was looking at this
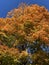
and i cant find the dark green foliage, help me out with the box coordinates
[0,55,15,65]
[0,33,16,47]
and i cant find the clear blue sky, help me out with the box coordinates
[0,0,49,18]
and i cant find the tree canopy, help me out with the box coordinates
[0,4,49,65]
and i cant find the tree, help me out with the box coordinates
[0,4,49,65]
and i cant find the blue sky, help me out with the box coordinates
[0,0,49,18]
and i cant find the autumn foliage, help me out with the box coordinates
[0,4,49,65]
